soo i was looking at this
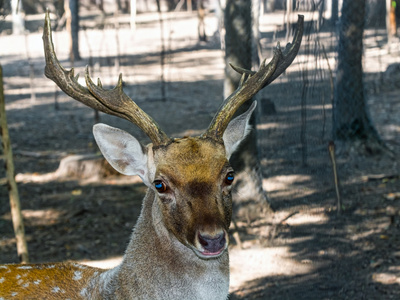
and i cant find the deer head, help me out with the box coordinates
[42,11,303,261]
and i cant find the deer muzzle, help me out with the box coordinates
[193,229,228,259]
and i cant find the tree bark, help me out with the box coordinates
[363,0,385,27]
[130,0,137,31]
[331,0,339,25]
[197,0,207,42]
[285,0,293,41]
[333,0,383,153]
[65,0,80,64]
[224,0,273,222]
[11,0,25,35]
[0,65,29,263]
[387,0,397,45]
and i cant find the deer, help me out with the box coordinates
[0,11,303,300]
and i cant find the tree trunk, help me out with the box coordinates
[264,0,276,12]
[65,0,80,64]
[166,0,177,11]
[333,0,383,153]
[130,0,137,31]
[11,0,25,35]
[0,65,29,263]
[197,0,207,42]
[330,0,339,25]
[285,0,293,41]
[365,0,386,27]
[224,0,273,223]
[387,0,397,45]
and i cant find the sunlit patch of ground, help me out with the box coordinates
[2,209,65,227]
[229,246,315,292]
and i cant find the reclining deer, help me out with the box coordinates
[0,11,303,300]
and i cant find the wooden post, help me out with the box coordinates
[390,1,397,36]
[0,65,29,263]
[328,141,342,215]
[387,0,397,49]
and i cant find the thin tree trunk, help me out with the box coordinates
[224,0,273,222]
[65,0,80,64]
[387,0,397,47]
[156,0,167,101]
[285,0,293,41]
[331,0,339,25]
[0,65,29,263]
[11,0,25,35]
[130,0,137,31]
[197,0,207,42]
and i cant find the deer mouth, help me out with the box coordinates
[192,246,226,260]
[200,248,225,257]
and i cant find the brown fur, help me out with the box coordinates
[153,138,232,250]
[0,262,103,299]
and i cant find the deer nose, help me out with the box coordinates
[198,232,226,254]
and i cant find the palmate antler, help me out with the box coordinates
[43,10,303,146]
[203,15,304,141]
[42,10,171,146]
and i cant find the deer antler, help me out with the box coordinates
[42,10,171,146]
[203,15,304,141]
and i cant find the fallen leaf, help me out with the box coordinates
[71,189,82,196]
[384,192,400,201]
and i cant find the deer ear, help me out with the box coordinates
[93,124,150,185]
[223,101,257,159]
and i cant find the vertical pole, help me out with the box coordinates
[0,65,29,263]
[130,0,137,32]
[65,0,80,64]
[285,0,293,41]
[11,0,25,35]
[331,0,339,25]
[328,141,341,215]
[386,0,397,49]
[156,0,166,101]
[390,1,397,36]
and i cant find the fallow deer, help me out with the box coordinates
[0,11,303,300]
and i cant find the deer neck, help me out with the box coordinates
[87,189,230,299]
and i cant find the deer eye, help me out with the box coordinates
[225,172,235,185]
[154,180,168,193]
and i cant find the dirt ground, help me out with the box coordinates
[1,9,400,299]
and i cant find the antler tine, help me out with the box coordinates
[42,10,171,146]
[203,15,304,141]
